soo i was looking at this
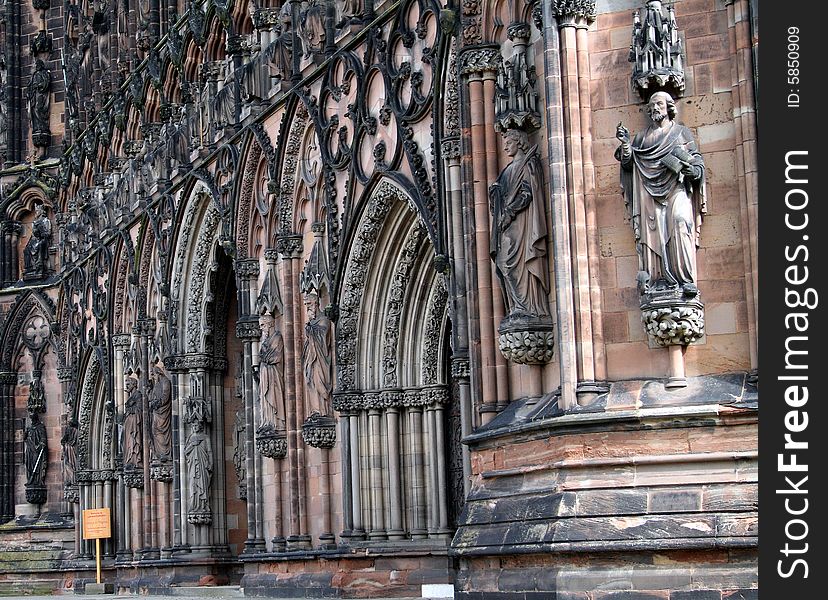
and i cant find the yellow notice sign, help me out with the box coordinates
[82,508,112,540]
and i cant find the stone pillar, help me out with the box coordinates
[235,257,267,553]
[112,333,132,563]
[277,233,311,549]
[459,47,503,423]
[556,6,608,403]
[540,3,578,409]
[138,319,159,560]
[0,371,16,523]
[726,0,759,374]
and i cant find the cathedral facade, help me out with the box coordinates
[0,0,758,597]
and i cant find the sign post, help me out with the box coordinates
[81,508,113,594]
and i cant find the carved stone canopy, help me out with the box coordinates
[629,1,685,100]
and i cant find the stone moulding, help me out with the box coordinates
[150,462,173,482]
[332,385,449,412]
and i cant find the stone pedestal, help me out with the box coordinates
[84,582,115,594]
[497,315,555,365]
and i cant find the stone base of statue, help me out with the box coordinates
[123,468,144,489]
[256,428,288,459]
[187,509,213,525]
[640,288,705,389]
[302,413,336,448]
[31,131,50,148]
[25,483,46,505]
[497,314,555,365]
[150,461,173,482]
[23,267,48,282]
[640,288,705,348]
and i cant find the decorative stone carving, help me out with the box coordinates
[256,429,287,459]
[184,420,213,525]
[489,127,554,363]
[24,412,47,504]
[301,412,336,449]
[232,409,247,498]
[499,328,555,364]
[629,1,685,100]
[23,204,52,280]
[496,25,540,133]
[459,46,500,75]
[641,300,705,347]
[552,0,597,21]
[27,59,51,148]
[299,0,326,58]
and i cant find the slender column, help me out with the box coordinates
[576,22,608,385]
[139,320,159,559]
[111,335,130,561]
[727,0,759,372]
[465,66,500,422]
[482,72,511,411]
[408,405,426,538]
[236,258,266,552]
[0,373,16,523]
[348,411,364,537]
[386,407,404,539]
[367,405,386,539]
[433,404,450,537]
[542,5,578,409]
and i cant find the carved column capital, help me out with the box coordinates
[458,45,501,76]
[276,234,303,259]
[111,333,132,350]
[234,258,260,280]
[0,371,17,385]
[57,367,75,381]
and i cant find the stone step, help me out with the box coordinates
[161,586,245,598]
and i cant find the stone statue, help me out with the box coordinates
[488,128,552,322]
[122,377,143,470]
[24,412,47,487]
[615,91,706,296]
[148,364,172,463]
[302,293,332,417]
[184,420,213,521]
[258,317,286,432]
[61,417,79,486]
[27,59,52,148]
[24,204,52,279]
[299,0,326,58]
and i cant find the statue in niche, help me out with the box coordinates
[61,417,79,487]
[299,0,326,58]
[122,377,144,470]
[148,364,172,463]
[258,317,286,432]
[24,204,52,279]
[27,59,52,147]
[302,293,333,417]
[269,3,294,85]
[615,91,706,296]
[184,420,213,519]
[24,412,47,487]
[488,128,552,323]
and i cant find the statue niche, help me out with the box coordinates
[615,90,706,387]
[489,24,554,366]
